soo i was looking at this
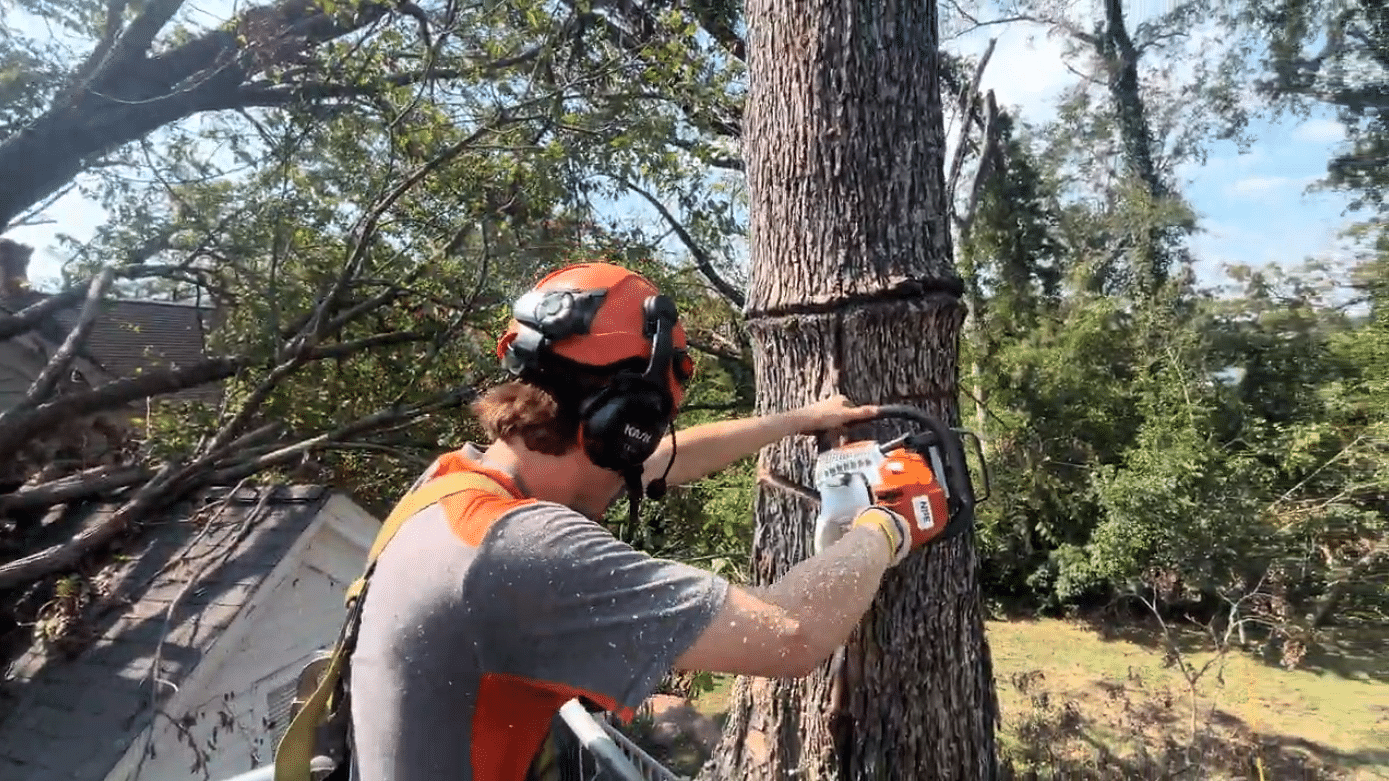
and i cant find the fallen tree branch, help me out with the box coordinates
[0,356,246,458]
[23,267,116,407]
[0,465,155,515]
[1311,537,1389,628]
[316,441,434,466]
[203,330,430,456]
[208,384,477,483]
[0,387,471,585]
[686,337,744,363]
[190,421,288,474]
[235,46,551,107]
[64,0,131,99]
[0,289,90,341]
[0,461,180,590]
[0,261,208,341]
[0,0,413,228]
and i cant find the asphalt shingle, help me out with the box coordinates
[1,291,221,405]
[0,485,329,781]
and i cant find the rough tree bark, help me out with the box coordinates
[702,0,999,779]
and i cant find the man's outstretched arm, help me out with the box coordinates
[644,395,880,488]
[673,519,896,679]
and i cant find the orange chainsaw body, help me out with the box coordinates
[820,439,952,545]
[811,404,989,549]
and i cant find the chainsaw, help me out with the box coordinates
[811,404,990,548]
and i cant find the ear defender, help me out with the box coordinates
[578,294,680,474]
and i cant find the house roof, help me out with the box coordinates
[1,292,221,406]
[0,485,331,781]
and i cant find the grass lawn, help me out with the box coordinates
[988,617,1389,779]
[690,618,1389,780]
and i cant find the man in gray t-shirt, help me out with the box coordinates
[347,263,946,781]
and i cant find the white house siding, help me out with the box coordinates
[102,495,380,781]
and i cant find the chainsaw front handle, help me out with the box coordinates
[872,404,990,504]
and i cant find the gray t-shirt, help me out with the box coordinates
[347,446,730,781]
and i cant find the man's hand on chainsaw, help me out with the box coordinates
[854,455,952,564]
[812,471,875,555]
[790,394,881,435]
[815,447,953,565]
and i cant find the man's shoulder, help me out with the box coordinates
[409,443,522,494]
[396,443,565,547]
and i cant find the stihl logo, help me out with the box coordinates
[912,496,937,531]
[624,424,653,444]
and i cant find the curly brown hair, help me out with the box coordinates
[470,381,581,456]
[472,352,656,455]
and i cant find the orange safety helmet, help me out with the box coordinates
[496,262,696,412]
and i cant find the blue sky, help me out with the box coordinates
[6,4,1367,296]
[943,16,1363,294]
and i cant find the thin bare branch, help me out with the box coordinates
[614,176,746,308]
[308,114,514,341]
[757,466,820,505]
[946,38,997,208]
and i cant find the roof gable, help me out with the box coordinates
[2,293,221,405]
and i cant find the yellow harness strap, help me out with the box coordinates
[273,470,511,781]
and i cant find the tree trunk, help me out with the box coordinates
[1099,0,1171,298]
[701,0,999,778]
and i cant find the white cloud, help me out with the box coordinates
[1225,174,1319,200]
[1292,118,1346,144]
[942,23,1079,125]
[979,32,1077,122]
[1230,175,1292,195]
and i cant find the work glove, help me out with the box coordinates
[851,451,952,565]
[812,471,874,555]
